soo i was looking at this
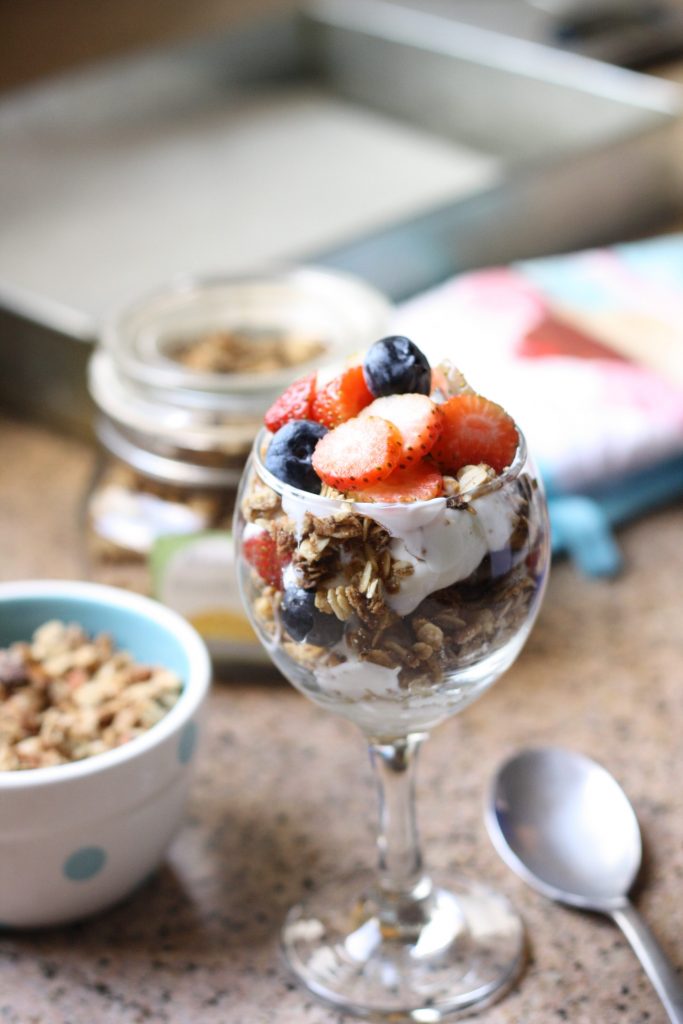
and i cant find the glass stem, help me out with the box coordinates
[368,734,432,933]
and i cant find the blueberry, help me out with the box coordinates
[281,586,345,647]
[265,419,327,493]
[363,336,431,397]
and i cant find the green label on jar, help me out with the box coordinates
[150,531,261,656]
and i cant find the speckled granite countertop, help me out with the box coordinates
[1,414,682,1024]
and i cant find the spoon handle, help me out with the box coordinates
[612,901,683,1023]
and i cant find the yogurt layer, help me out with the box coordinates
[315,658,401,700]
[281,486,516,616]
[313,647,476,735]
[379,492,515,615]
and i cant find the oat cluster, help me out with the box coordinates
[0,621,181,771]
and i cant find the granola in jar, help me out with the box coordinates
[168,327,325,375]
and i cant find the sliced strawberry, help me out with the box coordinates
[311,364,374,428]
[243,528,287,588]
[348,461,443,503]
[264,373,316,433]
[360,394,443,465]
[312,416,401,490]
[431,394,518,475]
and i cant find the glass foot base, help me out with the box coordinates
[282,873,524,1022]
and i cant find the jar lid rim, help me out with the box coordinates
[96,418,244,488]
[88,352,260,454]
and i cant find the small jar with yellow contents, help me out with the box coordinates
[84,269,390,666]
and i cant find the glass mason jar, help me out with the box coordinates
[84,269,390,665]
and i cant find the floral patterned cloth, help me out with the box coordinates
[394,235,683,574]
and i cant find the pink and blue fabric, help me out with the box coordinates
[395,235,683,576]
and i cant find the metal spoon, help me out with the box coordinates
[486,747,683,1023]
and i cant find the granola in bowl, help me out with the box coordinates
[235,337,550,736]
[0,621,182,770]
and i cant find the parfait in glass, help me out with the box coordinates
[235,337,550,1021]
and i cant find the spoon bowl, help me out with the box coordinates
[486,747,683,1023]
[487,747,641,910]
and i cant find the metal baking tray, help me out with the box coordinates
[0,0,681,432]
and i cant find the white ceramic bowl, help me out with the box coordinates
[0,580,211,928]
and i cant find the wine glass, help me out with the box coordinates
[235,425,550,1021]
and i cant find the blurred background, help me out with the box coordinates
[1,0,683,657]
[5,0,683,89]
[0,0,294,91]
[3,0,683,422]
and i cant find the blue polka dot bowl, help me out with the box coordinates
[0,580,211,928]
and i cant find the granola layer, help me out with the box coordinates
[240,462,546,699]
